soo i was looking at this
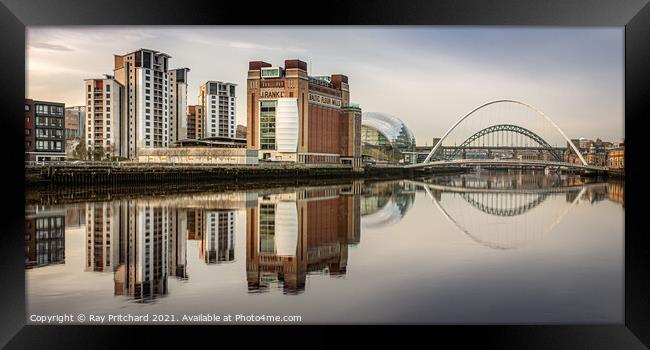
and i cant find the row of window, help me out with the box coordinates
[35,129,63,138]
[35,104,64,115]
[35,116,64,129]
[35,140,63,151]
[87,84,111,92]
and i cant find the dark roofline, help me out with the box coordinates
[117,48,172,59]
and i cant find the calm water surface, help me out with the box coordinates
[25,172,624,324]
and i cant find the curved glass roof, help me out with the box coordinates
[362,112,415,144]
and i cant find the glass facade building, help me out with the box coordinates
[361,112,416,161]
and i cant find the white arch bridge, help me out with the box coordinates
[405,100,608,172]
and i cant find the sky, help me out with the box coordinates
[26,26,624,144]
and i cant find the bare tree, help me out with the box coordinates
[73,139,88,160]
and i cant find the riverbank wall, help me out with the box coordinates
[26,162,463,188]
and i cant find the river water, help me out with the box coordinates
[25,171,624,324]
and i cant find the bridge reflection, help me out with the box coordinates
[411,173,621,250]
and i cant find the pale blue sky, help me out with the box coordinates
[27,26,624,143]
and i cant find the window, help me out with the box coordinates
[106,85,110,92]
[260,100,277,150]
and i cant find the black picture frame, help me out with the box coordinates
[1,0,648,348]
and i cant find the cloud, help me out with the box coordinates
[29,42,74,52]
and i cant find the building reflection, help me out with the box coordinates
[83,200,188,302]
[607,181,624,206]
[246,182,362,294]
[25,206,65,269]
[25,174,622,298]
[85,202,119,272]
[361,180,416,228]
[113,201,170,301]
[200,211,235,264]
[169,208,188,279]
[187,209,236,264]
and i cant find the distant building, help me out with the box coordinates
[586,146,606,166]
[577,137,594,150]
[236,124,247,139]
[607,145,624,169]
[187,105,203,140]
[199,81,236,138]
[168,68,190,142]
[64,106,85,140]
[25,99,66,162]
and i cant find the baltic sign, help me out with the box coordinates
[308,92,342,108]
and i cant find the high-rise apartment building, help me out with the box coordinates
[25,99,66,162]
[84,75,122,158]
[168,68,190,142]
[246,59,362,168]
[199,81,236,138]
[186,105,203,140]
[113,49,172,159]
